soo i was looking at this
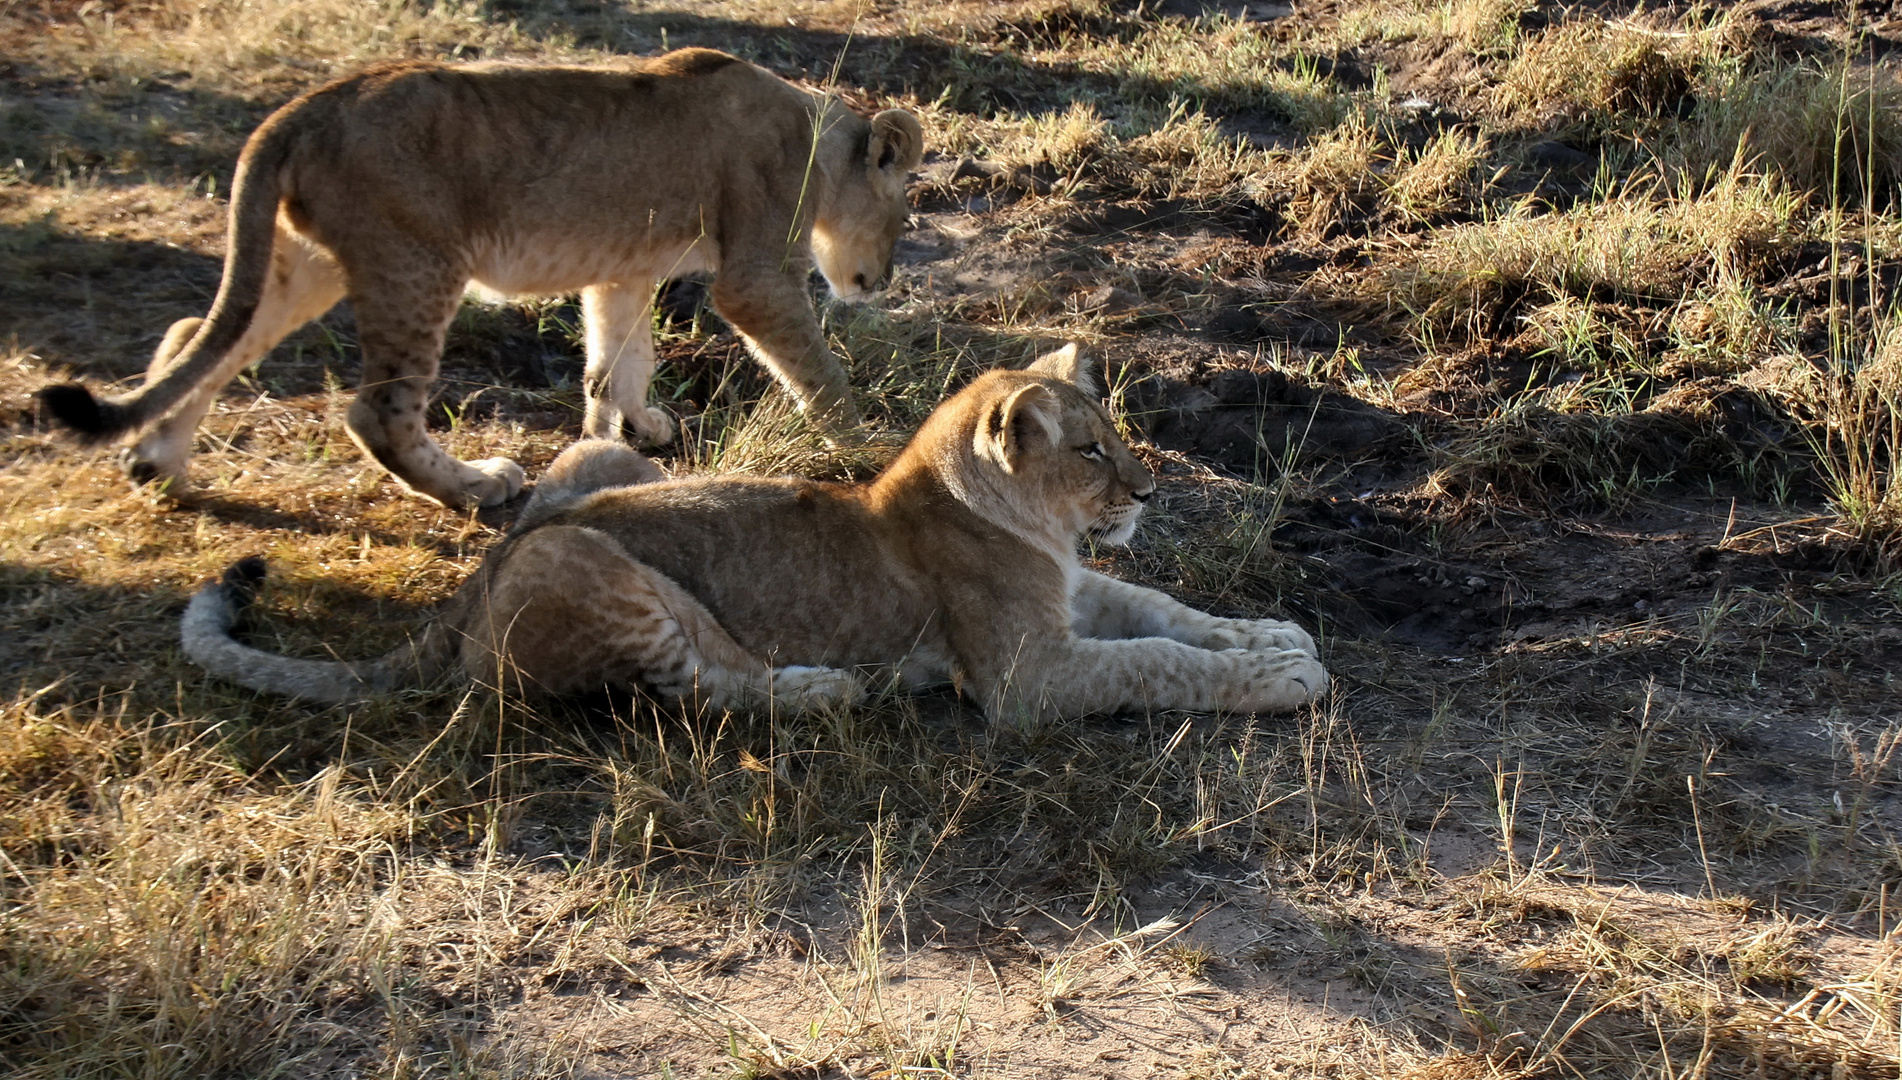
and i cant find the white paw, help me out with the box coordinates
[771,665,866,711]
[1229,649,1330,712]
[626,405,676,447]
[1204,617,1318,658]
[120,446,189,492]
[467,458,527,506]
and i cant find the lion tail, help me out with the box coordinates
[38,108,302,442]
[182,557,455,704]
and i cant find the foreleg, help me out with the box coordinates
[709,267,861,430]
[976,635,1327,727]
[1070,569,1317,656]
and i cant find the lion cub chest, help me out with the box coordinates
[544,478,942,668]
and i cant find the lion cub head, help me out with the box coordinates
[930,344,1154,552]
[811,107,924,300]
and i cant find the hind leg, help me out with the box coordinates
[343,255,524,508]
[581,279,673,445]
[474,526,864,711]
[126,226,346,489]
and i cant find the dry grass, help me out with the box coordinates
[1387,127,1490,222]
[1682,57,1902,208]
[1337,0,1531,55]
[1492,16,1719,136]
[5,0,1902,1076]
[1378,164,1809,343]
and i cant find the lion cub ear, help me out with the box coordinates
[870,109,924,174]
[1026,342,1098,397]
[978,382,1061,473]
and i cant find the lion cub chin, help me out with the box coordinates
[182,344,1328,726]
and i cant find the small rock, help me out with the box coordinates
[1080,285,1139,313]
[1526,140,1594,171]
[951,156,1051,195]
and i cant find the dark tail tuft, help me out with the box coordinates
[222,556,269,612]
[37,383,126,441]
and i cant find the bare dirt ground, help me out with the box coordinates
[4,1,1902,1077]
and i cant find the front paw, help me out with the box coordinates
[1203,618,1318,658]
[625,405,676,447]
[1230,649,1329,712]
[120,447,188,492]
[465,458,527,507]
[771,665,866,711]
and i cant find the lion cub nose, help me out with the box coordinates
[1131,485,1155,502]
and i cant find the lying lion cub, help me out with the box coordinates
[40,48,922,508]
[183,346,1327,723]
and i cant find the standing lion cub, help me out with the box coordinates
[39,48,922,508]
[182,346,1328,725]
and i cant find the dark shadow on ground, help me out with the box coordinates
[0,560,440,693]
[472,1,1313,130]
[0,220,223,372]
[0,58,276,186]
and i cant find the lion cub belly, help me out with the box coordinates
[466,235,717,297]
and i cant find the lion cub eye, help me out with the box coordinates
[1079,442,1105,461]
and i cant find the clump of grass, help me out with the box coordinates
[1337,0,1531,54]
[1493,17,1712,135]
[1257,55,1360,135]
[681,390,886,479]
[1287,112,1384,232]
[1681,58,1902,208]
[1665,263,1787,373]
[1120,104,1264,197]
[1386,126,1490,221]
[1423,406,1673,510]
[1381,163,1807,340]
[1019,99,1112,176]
[1520,292,1647,373]
[1417,370,1802,509]
[1069,19,1355,133]
[1816,315,1902,559]
[935,97,1273,203]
